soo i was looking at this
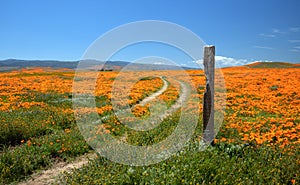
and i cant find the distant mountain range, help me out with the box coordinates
[0,59,79,70]
[0,59,196,72]
[0,59,299,72]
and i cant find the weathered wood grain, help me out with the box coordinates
[203,46,215,144]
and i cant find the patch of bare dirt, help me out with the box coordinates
[18,152,96,185]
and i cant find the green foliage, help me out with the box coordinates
[57,143,299,185]
[0,128,91,184]
[0,106,75,149]
[126,112,179,146]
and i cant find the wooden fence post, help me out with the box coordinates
[203,45,215,145]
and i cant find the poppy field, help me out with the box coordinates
[0,66,299,184]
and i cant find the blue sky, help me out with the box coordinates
[0,0,300,67]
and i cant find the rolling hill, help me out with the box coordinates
[246,61,300,68]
